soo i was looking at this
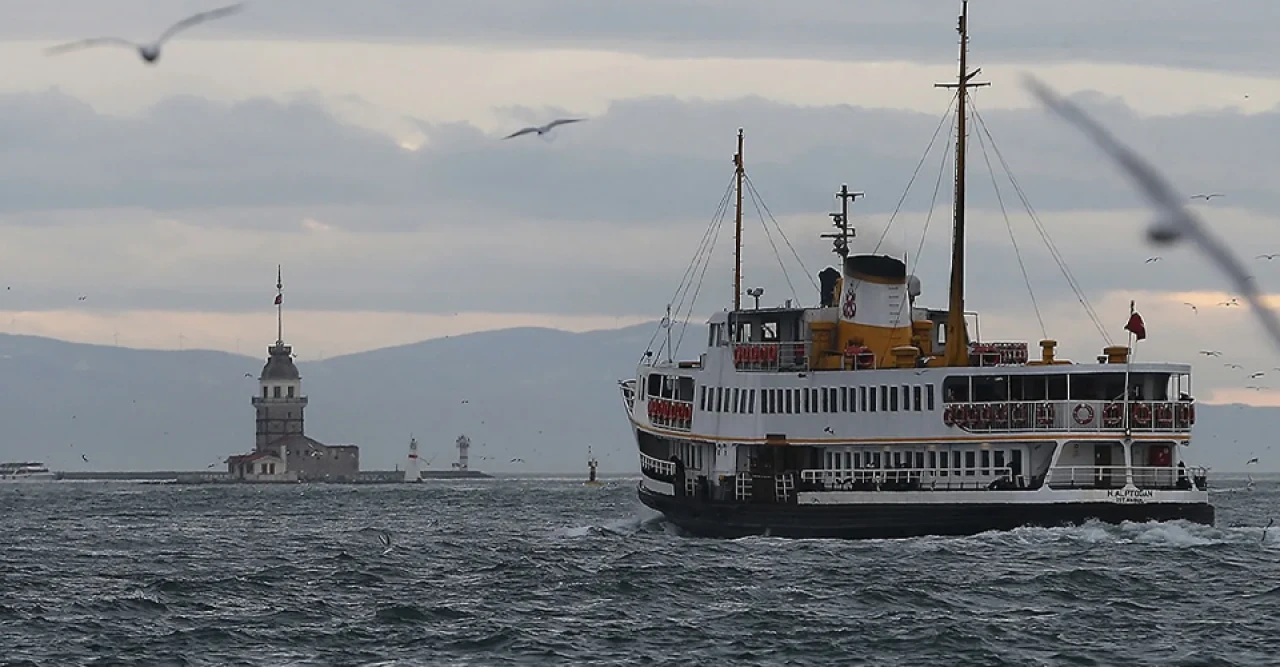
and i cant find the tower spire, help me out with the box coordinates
[934,0,988,367]
[275,264,283,345]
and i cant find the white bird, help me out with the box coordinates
[502,118,587,140]
[1190,193,1224,200]
[1182,302,1198,314]
[1145,257,1162,263]
[45,3,244,65]
[1259,254,1280,260]
[1225,363,1243,369]
[1220,299,1240,307]
[1021,76,1280,354]
[1199,350,1222,356]
[1251,371,1266,379]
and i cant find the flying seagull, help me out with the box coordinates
[503,118,586,140]
[1145,257,1162,263]
[1259,254,1280,260]
[1225,363,1243,369]
[1190,193,1224,200]
[1251,371,1266,379]
[1022,75,1280,354]
[1247,457,1259,465]
[45,3,244,64]
[1199,350,1222,356]
[1182,302,1198,314]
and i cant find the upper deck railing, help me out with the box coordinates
[942,399,1195,433]
[800,467,1019,491]
[731,341,810,372]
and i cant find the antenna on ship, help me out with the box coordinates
[732,128,745,313]
[935,0,988,367]
[823,183,862,258]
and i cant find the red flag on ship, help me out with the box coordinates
[274,294,282,305]
[1125,309,1146,341]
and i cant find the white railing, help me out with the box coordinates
[731,341,810,372]
[639,452,675,478]
[1047,465,1208,490]
[942,400,1196,433]
[644,398,692,431]
[800,466,1018,491]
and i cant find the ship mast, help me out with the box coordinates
[733,128,745,312]
[935,0,987,367]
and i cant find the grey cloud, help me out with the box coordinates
[0,88,1278,319]
[7,1,1280,75]
[3,88,1280,225]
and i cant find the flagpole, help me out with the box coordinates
[1123,299,1134,438]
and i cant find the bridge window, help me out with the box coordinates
[943,377,969,402]
[926,384,936,411]
[785,390,793,414]
[880,386,889,412]
[890,386,899,411]
[972,376,1007,402]
[748,389,755,414]
[860,386,867,412]
[811,389,820,413]
[868,387,877,413]
[913,386,922,411]
[699,386,707,411]
[964,451,976,475]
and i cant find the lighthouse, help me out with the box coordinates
[453,435,470,471]
[404,436,421,483]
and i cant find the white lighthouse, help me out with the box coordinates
[453,435,470,472]
[404,435,421,483]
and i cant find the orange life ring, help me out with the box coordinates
[1072,403,1095,425]
[943,405,955,426]
[993,404,1009,427]
[1155,403,1174,425]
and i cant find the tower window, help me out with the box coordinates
[262,387,268,399]
[288,386,295,398]
[273,386,281,398]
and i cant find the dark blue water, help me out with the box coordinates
[1,476,1277,666]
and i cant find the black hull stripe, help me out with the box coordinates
[638,486,1215,540]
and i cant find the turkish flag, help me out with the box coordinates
[1125,311,1146,341]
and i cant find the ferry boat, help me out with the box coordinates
[619,2,1213,540]
[0,461,57,482]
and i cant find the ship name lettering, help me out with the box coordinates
[1106,489,1154,504]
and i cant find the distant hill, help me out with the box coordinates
[0,325,1271,473]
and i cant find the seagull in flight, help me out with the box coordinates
[1199,350,1222,356]
[1182,302,1198,314]
[503,118,586,140]
[1225,363,1243,369]
[1145,257,1162,263]
[45,3,244,65]
[1220,299,1240,307]
[1022,76,1280,354]
[1251,371,1266,379]
[510,458,525,463]
[1247,457,1259,465]
[1190,193,1224,200]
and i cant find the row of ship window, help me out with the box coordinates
[699,384,937,415]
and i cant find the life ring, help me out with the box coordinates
[1010,403,1029,427]
[967,404,985,429]
[1072,403,1095,425]
[1189,403,1196,425]
[993,403,1009,427]
[1036,403,1055,426]
[943,405,955,426]
[1132,402,1152,427]
[952,404,968,428]
[1155,403,1174,425]
[1102,402,1123,427]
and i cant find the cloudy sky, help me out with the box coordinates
[3,0,1280,404]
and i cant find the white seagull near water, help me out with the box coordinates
[503,118,587,140]
[45,3,244,64]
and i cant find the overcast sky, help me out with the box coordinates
[2,1,1280,404]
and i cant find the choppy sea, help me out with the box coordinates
[1,475,1277,666]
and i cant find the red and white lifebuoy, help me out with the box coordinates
[1072,403,1095,425]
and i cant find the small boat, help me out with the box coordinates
[0,462,57,482]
